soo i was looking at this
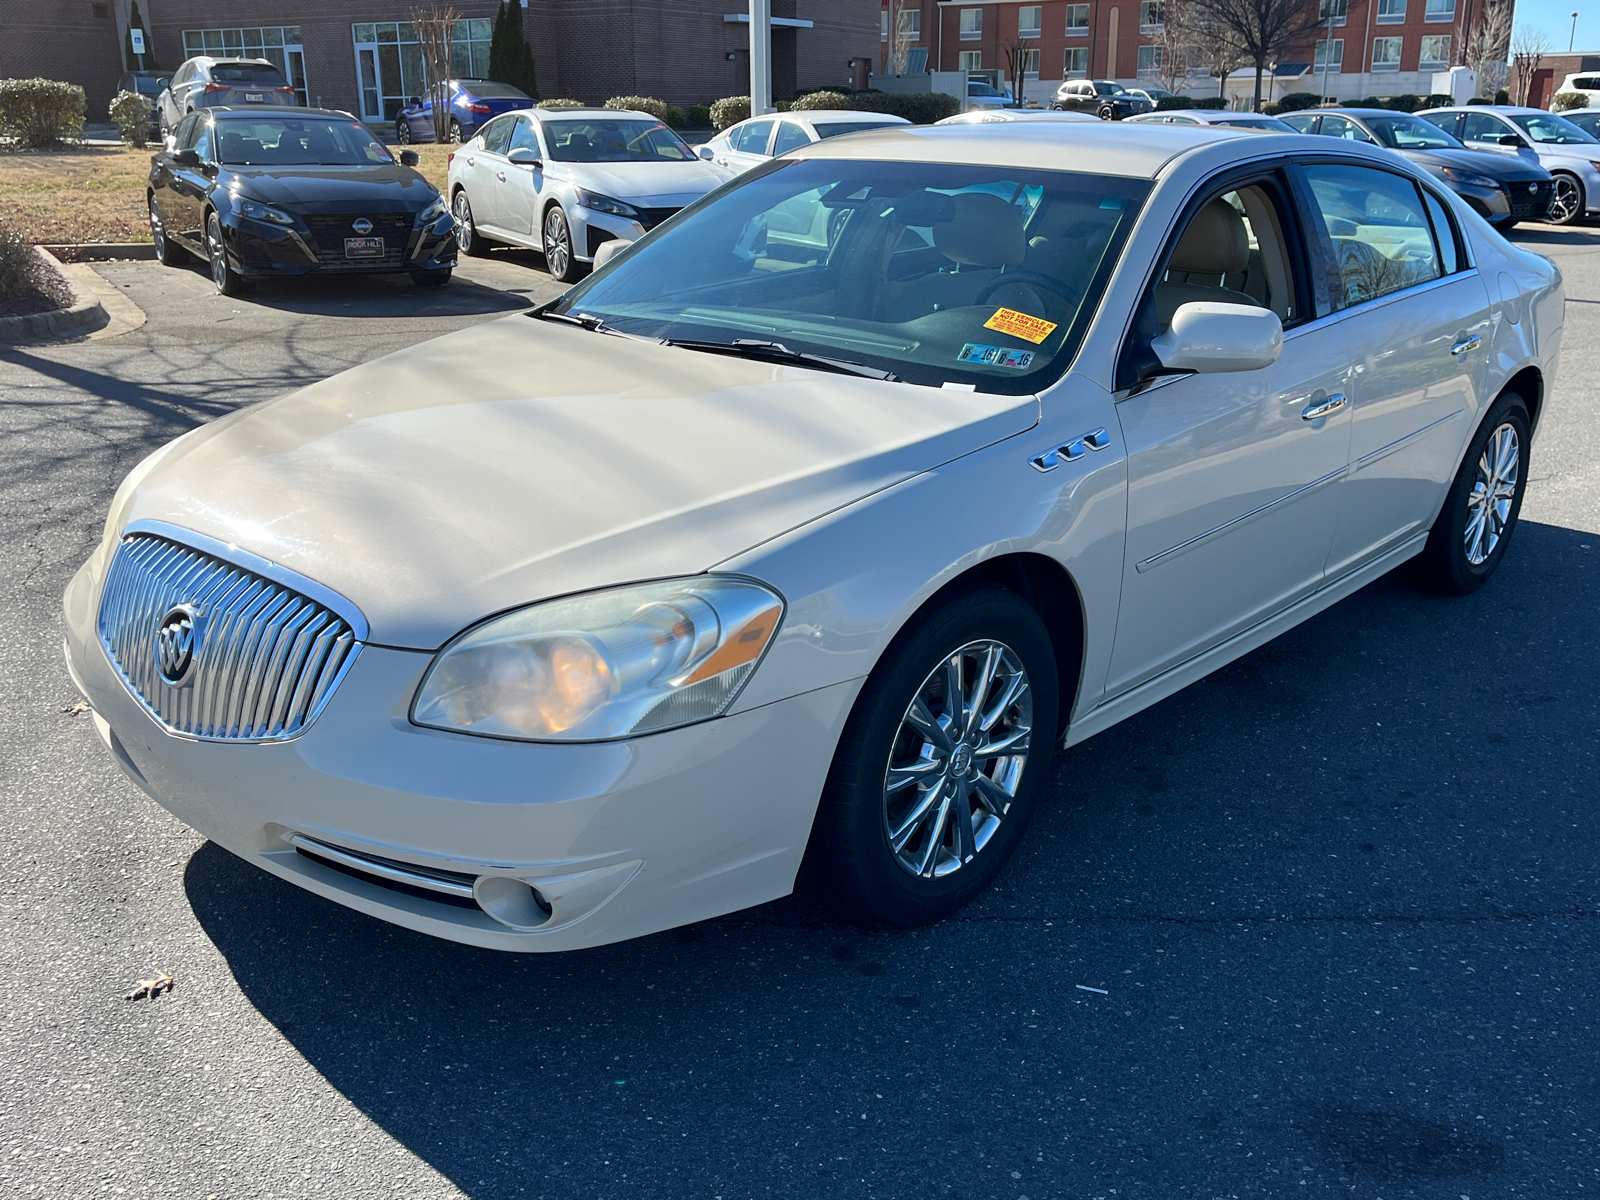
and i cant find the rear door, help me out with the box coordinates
[721,118,777,176]
[1296,160,1493,577]
[165,115,212,247]
[462,113,518,232]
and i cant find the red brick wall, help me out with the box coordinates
[0,0,127,119]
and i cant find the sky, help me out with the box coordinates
[1513,0,1592,52]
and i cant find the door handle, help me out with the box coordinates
[466,156,475,166]
[1451,334,1482,356]
[496,170,506,182]
[1301,393,1347,421]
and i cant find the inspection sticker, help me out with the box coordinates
[958,343,1035,370]
[983,307,1058,344]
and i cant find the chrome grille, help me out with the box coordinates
[97,533,361,741]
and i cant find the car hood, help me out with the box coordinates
[1408,146,1550,179]
[229,165,439,212]
[551,159,724,206]
[118,316,1039,649]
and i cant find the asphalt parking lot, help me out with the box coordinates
[2,227,1597,1199]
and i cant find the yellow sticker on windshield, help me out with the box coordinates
[984,308,1058,344]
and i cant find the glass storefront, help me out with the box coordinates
[182,27,308,106]
[351,20,494,121]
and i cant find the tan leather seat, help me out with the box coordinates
[1156,198,1258,326]
[930,192,1026,269]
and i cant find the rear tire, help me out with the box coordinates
[149,197,187,266]
[1548,173,1584,225]
[799,583,1060,928]
[1410,393,1530,595]
[448,118,463,144]
[396,118,412,145]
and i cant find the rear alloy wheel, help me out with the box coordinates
[1548,173,1584,225]
[542,205,585,283]
[799,583,1059,927]
[395,118,412,145]
[149,197,187,266]
[448,118,464,144]
[454,191,489,256]
[205,211,250,297]
[1411,393,1530,594]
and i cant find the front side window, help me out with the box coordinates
[546,119,696,161]
[1066,3,1090,31]
[1319,114,1373,142]
[215,116,394,165]
[508,116,541,154]
[1371,36,1403,69]
[1419,35,1450,67]
[772,120,811,155]
[1315,38,1343,70]
[1424,0,1454,20]
[479,113,517,154]
[1461,112,1513,143]
[1365,113,1462,149]
[1094,80,1128,95]
[1151,184,1300,332]
[1302,163,1442,307]
[550,160,1150,394]
[960,8,982,38]
[1376,0,1405,21]
[1509,112,1599,145]
[1019,5,1043,37]
[735,119,776,155]
[1065,47,1088,74]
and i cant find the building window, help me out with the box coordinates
[1184,44,1204,73]
[1376,0,1405,23]
[1018,5,1043,38]
[183,27,307,104]
[350,19,493,121]
[1318,0,1347,25]
[1425,0,1455,21]
[1136,44,1163,76]
[959,8,982,40]
[1018,47,1041,72]
[1314,38,1344,71]
[881,9,888,40]
[897,8,922,39]
[1140,1,1164,32]
[1064,46,1088,76]
[1371,36,1403,70]
[1419,34,1450,66]
[1065,4,1090,34]
[959,49,983,70]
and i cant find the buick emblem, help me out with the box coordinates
[154,604,201,688]
[352,217,374,234]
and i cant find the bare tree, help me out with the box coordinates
[1190,0,1322,111]
[1157,0,1228,97]
[1152,0,1191,95]
[412,4,460,143]
[1003,39,1029,107]
[1508,24,1550,106]
[1462,0,1513,96]
[886,0,917,75]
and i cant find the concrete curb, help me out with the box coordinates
[0,248,110,345]
[40,243,158,262]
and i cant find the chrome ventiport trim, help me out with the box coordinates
[287,834,478,898]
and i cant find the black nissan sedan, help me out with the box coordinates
[147,108,456,296]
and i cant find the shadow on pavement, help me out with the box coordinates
[184,520,1600,1197]
[168,260,533,319]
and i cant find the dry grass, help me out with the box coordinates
[0,143,454,246]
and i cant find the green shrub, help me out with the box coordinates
[789,90,854,111]
[1384,93,1421,112]
[1187,96,1228,110]
[0,78,86,149]
[536,97,585,109]
[605,95,670,121]
[774,99,792,112]
[710,95,751,129]
[687,103,711,127]
[1552,91,1590,112]
[108,90,152,148]
[1276,91,1321,112]
[0,221,73,316]
[1260,101,1281,115]
[1422,93,1454,109]
[852,90,961,123]
[1494,88,1509,104]
[1155,95,1192,110]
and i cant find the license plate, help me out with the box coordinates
[245,92,265,102]
[344,237,385,258]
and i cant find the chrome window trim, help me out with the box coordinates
[1282,268,1480,343]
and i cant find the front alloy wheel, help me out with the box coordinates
[454,191,488,256]
[542,204,583,283]
[1548,173,1584,225]
[205,211,249,296]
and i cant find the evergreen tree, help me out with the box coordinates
[125,1,160,71]
[504,0,538,99]
[488,2,509,86]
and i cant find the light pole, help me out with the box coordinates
[749,0,773,116]
[1571,12,1579,53]
[1318,2,1334,104]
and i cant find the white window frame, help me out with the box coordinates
[1371,35,1403,70]
[1418,34,1449,67]
[1424,0,1455,22]
[1136,44,1163,76]
[1315,38,1344,71]
[959,49,983,70]
[897,8,922,39]
[1376,0,1406,24]
[1065,4,1090,35]
[1018,5,1043,38]
[1140,1,1164,33]
[1064,46,1088,76]
[881,8,889,40]
[959,8,982,40]
[1318,0,1347,25]
[183,26,308,105]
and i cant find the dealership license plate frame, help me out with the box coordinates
[344,236,385,259]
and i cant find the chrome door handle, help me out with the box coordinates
[1030,427,1110,471]
[1301,393,1347,421]
[496,170,507,182]
[1451,334,1482,356]
[466,156,475,166]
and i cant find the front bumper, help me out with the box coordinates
[220,208,458,278]
[63,553,857,952]
[570,205,677,264]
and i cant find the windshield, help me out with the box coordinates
[544,119,695,161]
[550,159,1149,393]
[132,76,170,94]
[1510,112,1598,145]
[968,82,1004,97]
[1366,114,1463,149]
[460,81,530,99]
[215,117,395,165]
[1094,81,1127,95]
[211,65,287,84]
[815,120,901,139]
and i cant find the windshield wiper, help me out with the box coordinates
[664,338,900,381]
[531,309,655,340]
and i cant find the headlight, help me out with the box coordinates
[412,577,784,741]
[574,188,643,220]
[416,193,448,225]
[234,197,297,226]
[1440,167,1501,190]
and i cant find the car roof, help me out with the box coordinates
[534,107,660,120]
[791,110,909,124]
[1418,105,1537,115]
[790,121,1296,179]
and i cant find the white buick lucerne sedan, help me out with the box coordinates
[65,123,1562,953]
[447,106,723,282]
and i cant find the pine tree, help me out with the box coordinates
[488,2,509,86]
[504,0,538,99]
[125,1,159,71]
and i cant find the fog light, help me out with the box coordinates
[474,875,553,930]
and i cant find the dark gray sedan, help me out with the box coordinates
[1281,108,1552,230]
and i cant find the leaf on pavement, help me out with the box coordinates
[61,700,91,716]
[123,971,174,1001]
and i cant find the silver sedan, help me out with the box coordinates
[66,123,1563,951]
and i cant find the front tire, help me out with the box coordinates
[542,204,584,283]
[205,211,250,297]
[1411,393,1530,594]
[799,583,1060,927]
[1548,173,1584,225]
[453,190,490,256]
[1098,103,1117,120]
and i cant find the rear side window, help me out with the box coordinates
[736,119,775,154]
[1421,188,1461,274]
[1302,163,1442,306]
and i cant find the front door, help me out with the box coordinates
[498,115,547,238]
[1458,111,1540,168]
[1107,175,1353,697]
[1298,161,1495,576]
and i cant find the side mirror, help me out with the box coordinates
[1496,133,1524,147]
[697,144,716,160]
[506,147,542,167]
[173,148,201,167]
[591,239,632,270]
[399,149,419,167]
[1150,302,1283,374]
[409,96,422,105]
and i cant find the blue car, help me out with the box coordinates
[395,80,534,144]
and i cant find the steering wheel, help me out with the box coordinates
[974,271,1077,308]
